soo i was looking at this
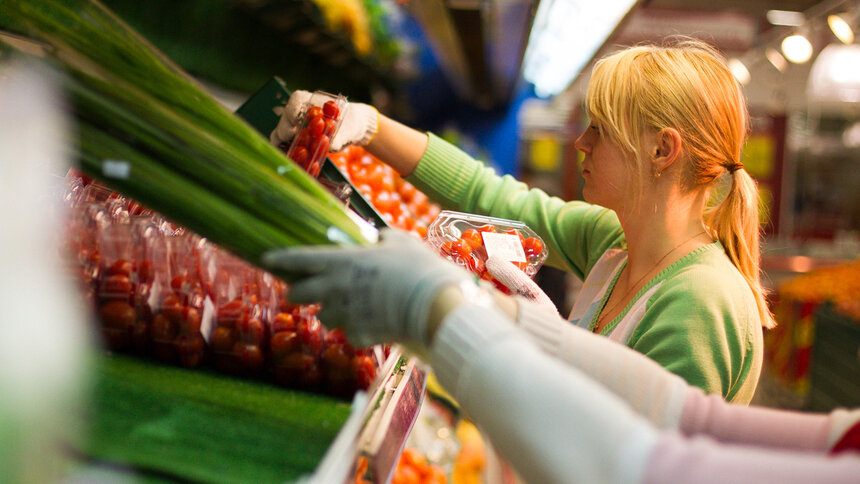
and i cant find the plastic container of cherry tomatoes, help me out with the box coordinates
[426,210,548,292]
[282,91,347,178]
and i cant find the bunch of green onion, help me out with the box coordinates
[0,0,372,264]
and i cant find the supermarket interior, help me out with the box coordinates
[1,0,859,483]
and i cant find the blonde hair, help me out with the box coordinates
[585,36,775,329]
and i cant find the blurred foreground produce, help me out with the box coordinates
[0,0,371,270]
[62,174,381,399]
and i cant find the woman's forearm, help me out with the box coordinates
[365,114,429,176]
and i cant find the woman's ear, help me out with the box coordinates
[651,127,682,176]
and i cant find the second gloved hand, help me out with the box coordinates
[262,229,474,347]
[270,89,378,151]
[485,256,560,317]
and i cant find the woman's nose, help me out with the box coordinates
[574,131,590,155]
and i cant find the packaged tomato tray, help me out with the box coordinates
[280,90,347,178]
[426,210,548,293]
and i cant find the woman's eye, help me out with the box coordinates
[590,125,600,133]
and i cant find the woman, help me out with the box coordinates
[271,37,770,402]
[264,230,860,484]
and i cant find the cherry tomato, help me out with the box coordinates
[322,343,352,370]
[307,106,324,119]
[238,316,266,345]
[150,313,177,342]
[107,259,132,277]
[323,118,337,136]
[477,224,496,233]
[272,312,295,333]
[210,326,236,353]
[160,294,183,323]
[233,342,264,369]
[289,146,309,166]
[308,116,325,137]
[322,100,340,119]
[451,239,473,260]
[295,129,312,148]
[460,229,483,249]
[352,355,376,389]
[308,134,330,159]
[466,255,485,274]
[271,330,299,360]
[101,274,132,301]
[99,300,136,330]
[179,306,201,334]
[523,237,544,258]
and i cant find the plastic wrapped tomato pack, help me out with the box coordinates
[426,210,547,293]
[61,174,381,399]
[280,91,347,178]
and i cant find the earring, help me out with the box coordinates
[654,170,662,179]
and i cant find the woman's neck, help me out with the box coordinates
[618,189,710,279]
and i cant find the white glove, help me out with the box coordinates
[262,229,474,347]
[485,256,560,317]
[269,89,379,152]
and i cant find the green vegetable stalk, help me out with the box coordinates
[0,0,372,265]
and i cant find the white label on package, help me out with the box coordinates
[481,232,527,263]
[200,296,216,344]
[102,159,131,179]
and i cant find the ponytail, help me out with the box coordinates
[705,169,776,328]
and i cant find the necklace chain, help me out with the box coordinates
[594,230,708,333]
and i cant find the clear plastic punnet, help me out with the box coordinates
[281,91,347,178]
[426,210,548,293]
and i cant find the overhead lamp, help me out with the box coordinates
[522,0,637,98]
[828,13,855,44]
[781,33,813,64]
[727,58,750,85]
[807,43,860,104]
[766,10,805,26]
[765,47,787,72]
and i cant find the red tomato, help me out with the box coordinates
[289,146,309,166]
[325,327,348,345]
[308,134,330,159]
[160,294,183,323]
[238,317,266,345]
[322,100,340,118]
[107,259,132,277]
[271,330,299,360]
[308,116,325,137]
[477,224,496,233]
[440,240,455,257]
[322,343,352,370]
[234,342,264,369]
[466,255,485,274]
[352,355,376,389]
[460,229,483,249]
[523,237,544,258]
[150,313,177,342]
[295,129,312,148]
[179,306,201,334]
[101,274,132,300]
[210,326,236,353]
[307,106,324,119]
[323,118,337,136]
[451,239,473,260]
[272,312,295,333]
[99,300,136,330]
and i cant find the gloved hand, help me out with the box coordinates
[269,89,379,152]
[262,229,475,347]
[485,256,560,317]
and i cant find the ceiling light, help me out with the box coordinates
[828,13,855,44]
[781,34,813,64]
[765,47,787,72]
[766,10,805,26]
[728,58,750,85]
[808,43,860,104]
[522,0,637,98]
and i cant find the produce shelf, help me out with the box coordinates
[73,349,425,483]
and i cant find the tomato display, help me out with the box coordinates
[62,175,381,400]
[281,91,346,178]
[426,210,548,294]
[328,145,441,237]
